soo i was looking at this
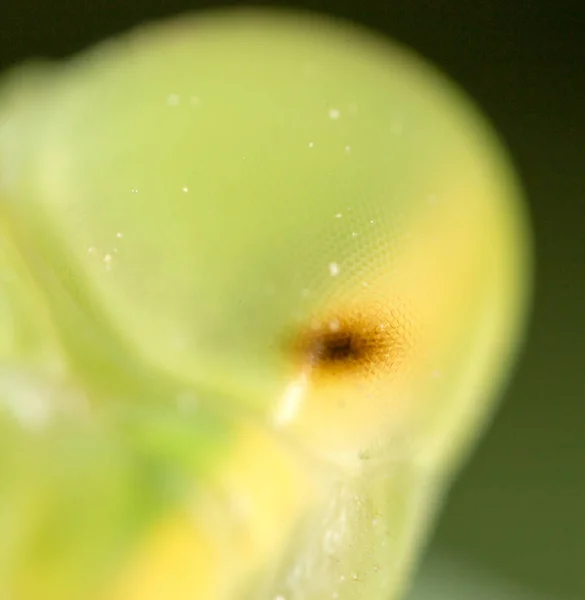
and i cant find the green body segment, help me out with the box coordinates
[0,9,531,600]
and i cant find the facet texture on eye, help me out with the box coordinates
[292,296,419,381]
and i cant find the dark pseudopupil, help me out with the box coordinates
[314,331,362,364]
[298,320,388,374]
[292,302,416,379]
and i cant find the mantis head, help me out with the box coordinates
[0,9,531,600]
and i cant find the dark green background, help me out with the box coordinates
[1,1,583,598]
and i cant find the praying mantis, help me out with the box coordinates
[0,8,531,600]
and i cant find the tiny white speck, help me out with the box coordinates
[103,254,112,263]
[351,232,358,238]
[167,93,180,106]
[370,219,375,225]
[345,145,351,153]
[131,188,139,194]
[329,262,340,276]
[329,108,341,120]
[352,572,359,581]
[335,213,342,219]
[308,141,314,148]
[116,232,123,239]
[274,596,286,600]
[87,246,96,254]
[339,576,346,583]
[182,186,189,193]
[329,320,340,332]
